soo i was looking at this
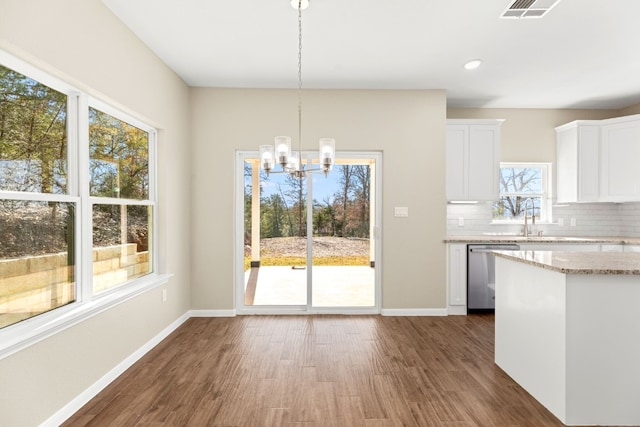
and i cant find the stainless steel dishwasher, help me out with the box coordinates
[467,244,520,312]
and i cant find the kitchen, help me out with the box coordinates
[444,109,640,425]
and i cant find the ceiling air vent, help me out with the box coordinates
[500,0,562,19]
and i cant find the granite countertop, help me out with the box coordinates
[493,250,640,275]
[444,235,640,245]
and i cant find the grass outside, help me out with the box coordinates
[244,255,369,271]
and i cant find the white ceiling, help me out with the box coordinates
[102,0,640,109]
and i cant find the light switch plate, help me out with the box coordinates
[394,207,409,217]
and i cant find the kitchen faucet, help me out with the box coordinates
[523,198,535,237]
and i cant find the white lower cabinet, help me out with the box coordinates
[623,245,640,253]
[447,244,467,314]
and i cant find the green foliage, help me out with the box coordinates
[0,65,67,193]
[245,162,371,240]
[89,108,149,200]
[0,64,151,259]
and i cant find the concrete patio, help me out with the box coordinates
[244,265,375,307]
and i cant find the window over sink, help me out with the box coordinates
[492,163,551,223]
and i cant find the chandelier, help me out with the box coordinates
[259,0,335,178]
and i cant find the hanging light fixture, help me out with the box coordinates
[259,0,335,178]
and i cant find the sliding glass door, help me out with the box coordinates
[236,151,381,313]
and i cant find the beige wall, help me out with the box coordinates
[0,1,191,426]
[190,88,448,311]
[447,108,616,163]
[619,102,640,116]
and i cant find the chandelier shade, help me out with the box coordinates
[319,138,335,173]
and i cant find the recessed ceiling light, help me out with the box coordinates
[463,59,483,70]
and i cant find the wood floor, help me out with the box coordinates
[64,314,566,426]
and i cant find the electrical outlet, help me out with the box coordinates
[458,217,464,227]
[162,289,167,303]
[558,218,564,227]
[570,218,577,227]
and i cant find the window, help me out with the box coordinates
[89,106,154,293]
[492,163,551,222]
[0,51,159,338]
[0,63,77,329]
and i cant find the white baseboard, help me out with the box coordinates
[447,306,467,315]
[189,309,237,317]
[40,312,190,427]
[381,308,448,316]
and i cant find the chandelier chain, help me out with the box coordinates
[258,0,334,179]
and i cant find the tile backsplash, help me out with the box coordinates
[447,202,640,237]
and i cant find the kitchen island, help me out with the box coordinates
[493,250,640,426]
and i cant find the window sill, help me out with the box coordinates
[0,273,172,361]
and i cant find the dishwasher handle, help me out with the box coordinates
[469,246,520,253]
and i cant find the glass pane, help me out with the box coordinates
[93,204,152,293]
[0,200,75,329]
[493,196,541,220]
[499,167,541,194]
[311,162,375,307]
[243,158,307,306]
[89,108,149,200]
[0,65,68,194]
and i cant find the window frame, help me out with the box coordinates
[0,50,168,360]
[84,97,158,296]
[491,162,552,224]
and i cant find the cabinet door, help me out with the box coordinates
[577,126,600,201]
[556,124,599,203]
[448,244,467,307]
[556,126,578,203]
[446,125,468,200]
[623,245,640,253]
[600,120,640,201]
[468,125,500,201]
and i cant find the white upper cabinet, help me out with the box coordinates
[556,114,640,203]
[555,121,600,203]
[600,116,640,202]
[446,119,502,201]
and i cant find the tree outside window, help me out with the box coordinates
[493,163,551,222]
[0,57,158,330]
